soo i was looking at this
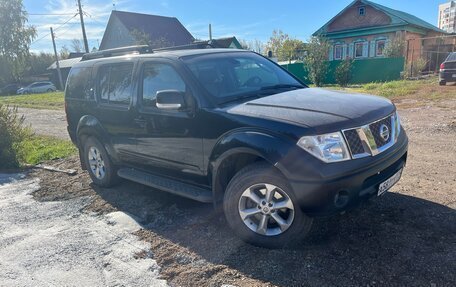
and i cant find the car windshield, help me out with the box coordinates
[182,52,305,104]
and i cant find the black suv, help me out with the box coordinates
[439,52,456,86]
[65,46,408,248]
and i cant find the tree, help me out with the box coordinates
[59,45,70,59]
[24,52,54,77]
[71,39,84,53]
[0,0,36,84]
[265,29,289,59]
[304,36,331,87]
[335,58,354,87]
[383,37,405,58]
[238,39,251,50]
[130,29,172,49]
[280,39,306,62]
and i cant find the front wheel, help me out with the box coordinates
[83,137,118,187]
[223,162,313,248]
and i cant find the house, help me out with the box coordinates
[313,0,451,70]
[99,10,194,50]
[194,37,243,49]
[47,53,83,89]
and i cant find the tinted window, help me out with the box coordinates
[142,63,186,107]
[98,63,133,105]
[66,67,94,99]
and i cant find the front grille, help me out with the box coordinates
[343,129,365,155]
[369,117,392,148]
[343,114,395,158]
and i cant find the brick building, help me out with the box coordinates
[313,0,451,71]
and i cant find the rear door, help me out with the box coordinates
[134,59,205,177]
[93,60,140,163]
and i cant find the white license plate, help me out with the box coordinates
[378,169,403,196]
[452,74,456,78]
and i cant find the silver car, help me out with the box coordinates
[17,81,57,94]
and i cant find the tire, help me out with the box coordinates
[223,162,313,248]
[439,81,446,86]
[83,137,118,187]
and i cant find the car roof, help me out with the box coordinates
[72,48,251,68]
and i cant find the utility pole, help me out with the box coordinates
[77,0,90,53]
[50,27,64,90]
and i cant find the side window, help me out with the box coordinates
[142,63,186,107]
[66,67,94,100]
[98,63,133,105]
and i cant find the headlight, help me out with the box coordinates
[297,132,350,163]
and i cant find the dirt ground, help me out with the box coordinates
[30,99,456,287]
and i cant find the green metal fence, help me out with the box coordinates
[281,57,405,85]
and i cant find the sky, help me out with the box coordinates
[24,0,450,53]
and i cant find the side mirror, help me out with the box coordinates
[156,90,186,110]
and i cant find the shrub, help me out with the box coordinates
[0,104,32,169]
[383,37,406,58]
[408,58,428,77]
[335,58,354,87]
[304,36,331,87]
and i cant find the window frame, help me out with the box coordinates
[358,6,366,16]
[138,60,191,114]
[96,62,135,108]
[354,42,366,58]
[334,44,343,60]
[376,40,387,57]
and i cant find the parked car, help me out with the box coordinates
[439,52,456,86]
[0,83,21,96]
[17,81,56,94]
[65,46,408,248]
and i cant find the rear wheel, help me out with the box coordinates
[83,137,118,187]
[223,162,313,248]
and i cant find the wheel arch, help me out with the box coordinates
[209,130,294,203]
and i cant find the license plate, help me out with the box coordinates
[452,74,456,78]
[378,169,403,196]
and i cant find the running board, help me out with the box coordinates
[117,168,213,203]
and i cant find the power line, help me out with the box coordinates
[30,13,79,46]
[28,13,76,16]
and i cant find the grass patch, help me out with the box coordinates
[0,92,64,110]
[323,77,455,101]
[19,135,77,165]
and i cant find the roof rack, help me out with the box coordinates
[81,42,218,61]
[81,45,152,61]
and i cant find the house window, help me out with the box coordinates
[334,45,343,60]
[376,40,386,56]
[359,6,366,16]
[355,42,365,58]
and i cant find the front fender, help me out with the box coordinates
[209,128,296,179]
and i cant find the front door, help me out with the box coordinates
[134,60,205,178]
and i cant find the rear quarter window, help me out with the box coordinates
[66,67,94,100]
[447,53,456,62]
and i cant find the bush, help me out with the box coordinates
[0,104,32,170]
[335,58,354,87]
[407,58,427,77]
[304,36,331,87]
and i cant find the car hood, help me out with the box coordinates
[226,88,395,133]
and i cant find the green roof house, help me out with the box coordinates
[313,0,448,68]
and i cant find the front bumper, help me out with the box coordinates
[278,128,408,216]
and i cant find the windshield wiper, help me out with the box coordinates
[260,84,305,90]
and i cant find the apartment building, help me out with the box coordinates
[439,1,456,33]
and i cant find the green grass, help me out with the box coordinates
[19,135,77,165]
[0,92,64,110]
[323,77,455,101]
